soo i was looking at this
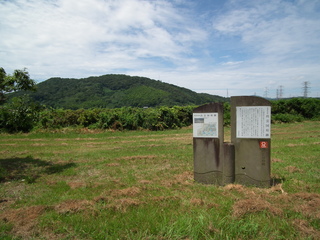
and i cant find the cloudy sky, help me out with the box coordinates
[1,0,320,98]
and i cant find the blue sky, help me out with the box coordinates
[1,0,320,98]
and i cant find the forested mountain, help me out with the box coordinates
[9,74,226,109]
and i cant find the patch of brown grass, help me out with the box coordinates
[0,198,15,211]
[0,205,48,237]
[292,219,320,239]
[161,171,193,187]
[190,198,205,206]
[189,198,219,209]
[272,158,283,163]
[292,193,320,218]
[95,197,144,212]
[232,198,283,218]
[285,166,304,173]
[152,196,181,202]
[54,199,93,214]
[115,155,158,161]
[112,198,143,211]
[111,187,141,197]
[106,162,120,167]
[139,180,153,184]
[67,181,86,189]
[287,143,305,147]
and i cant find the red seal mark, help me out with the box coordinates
[260,141,268,148]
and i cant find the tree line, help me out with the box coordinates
[1,68,319,133]
[1,98,319,133]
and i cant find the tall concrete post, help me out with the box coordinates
[231,96,271,187]
[193,103,224,185]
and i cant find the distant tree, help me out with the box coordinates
[0,67,36,104]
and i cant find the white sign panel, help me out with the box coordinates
[236,106,271,139]
[193,113,218,138]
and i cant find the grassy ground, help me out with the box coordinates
[0,122,319,239]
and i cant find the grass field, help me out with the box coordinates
[0,121,319,239]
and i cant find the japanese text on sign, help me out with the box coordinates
[236,106,271,139]
[193,113,218,138]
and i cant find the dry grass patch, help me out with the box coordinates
[0,205,48,237]
[232,198,283,218]
[292,219,320,239]
[272,158,283,163]
[138,179,153,185]
[94,196,144,212]
[162,171,193,187]
[106,162,120,167]
[189,198,219,209]
[54,199,93,214]
[292,193,320,218]
[115,155,158,161]
[111,187,142,197]
[67,181,87,189]
[285,166,304,173]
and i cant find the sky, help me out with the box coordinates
[1,0,320,98]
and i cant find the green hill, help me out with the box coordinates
[9,74,226,109]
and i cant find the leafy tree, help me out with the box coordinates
[0,67,36,104]
[0,95,42,132]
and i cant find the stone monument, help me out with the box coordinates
[231,96,271,187]
[193,96,271,187]
[193,103,224,185]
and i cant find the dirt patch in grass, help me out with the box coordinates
[232,198,283,218]
[0,205,48,238]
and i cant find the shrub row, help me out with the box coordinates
[37,106,195,131]
[1,97,319,132]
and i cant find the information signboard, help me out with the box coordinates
[236,106,271,139]
[193,112,218,138]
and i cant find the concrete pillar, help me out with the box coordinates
[231,96,271,187]
[223,142,235,185]
[193,103,224,185]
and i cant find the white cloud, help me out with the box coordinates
[0,0,319,97]
[0,0,206,77]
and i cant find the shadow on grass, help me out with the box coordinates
[0,156,76,183]
[271,177,286,186]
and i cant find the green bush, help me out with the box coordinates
[0,95,42,132]
[272,98,320,119]
[272,113,304,123]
